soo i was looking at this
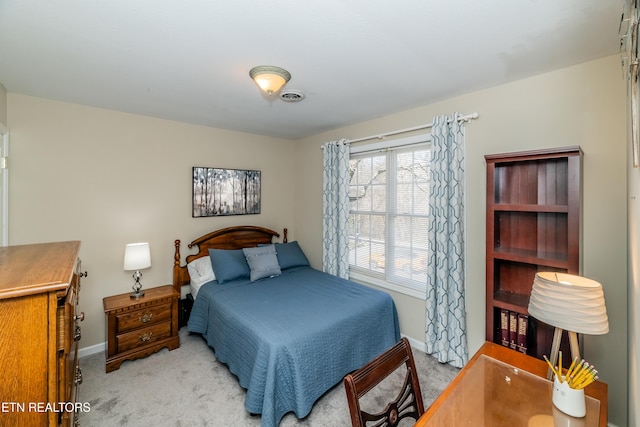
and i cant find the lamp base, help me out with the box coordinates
[130,271,144,299]
[130,290,145,299]
[547,328,581,380]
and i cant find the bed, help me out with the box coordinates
[173,226,400,427]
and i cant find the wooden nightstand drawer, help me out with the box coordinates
[116,302,171,333]
[116,321,172,353]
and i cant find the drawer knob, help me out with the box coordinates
[75,312,85,322]
[139,332,153,343]
[139,313,153,323]
[75,366,83,385]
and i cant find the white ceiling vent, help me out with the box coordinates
[279,90,305,103]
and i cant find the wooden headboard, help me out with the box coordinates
[173,225,287,292]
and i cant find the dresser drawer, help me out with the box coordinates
[116,321,172,353]
[116,302,171,333]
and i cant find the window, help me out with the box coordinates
[348,136,430,297]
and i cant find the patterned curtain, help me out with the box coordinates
[322,139,350,279]
[425,113,468,368]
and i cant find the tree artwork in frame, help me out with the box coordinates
[192,167,261,217]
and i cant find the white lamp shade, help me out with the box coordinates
[123,242,151,271]
[528,272,609,335]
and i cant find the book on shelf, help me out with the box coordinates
[500,309,509,347]
[509,311,518,350]
[497,309,529,355]
[516,313,528,354]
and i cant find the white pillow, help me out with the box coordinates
[187,256,215,299]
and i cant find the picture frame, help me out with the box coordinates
[192,167,261,217]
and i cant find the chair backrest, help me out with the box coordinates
[343,337,425,427]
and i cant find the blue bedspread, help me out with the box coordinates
[188,266,400,427]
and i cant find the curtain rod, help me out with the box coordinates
[320,112,479,148]
[347,112,478,144]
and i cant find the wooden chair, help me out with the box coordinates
[343,337,425,427]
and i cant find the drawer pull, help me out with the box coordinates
[75,366,83,385]
[139,332,153,343]
[139,313,153,323]
[75,312,85,322]
[74,325,82,342]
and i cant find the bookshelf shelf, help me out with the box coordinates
[491,248,568,267]
[493,204,569,213]
[492,290,530,308]
[485,147,582,364]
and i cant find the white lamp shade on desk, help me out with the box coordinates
[123,242,151,271]
[528,272,609,335]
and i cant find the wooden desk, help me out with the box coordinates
[415,342,607,427]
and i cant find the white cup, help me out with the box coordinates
[552,375,586,418]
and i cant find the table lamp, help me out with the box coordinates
[527,272,608,380]
[123,242,151,298]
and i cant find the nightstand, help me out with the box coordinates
[103,285,180,372]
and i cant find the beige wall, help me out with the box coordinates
[294,55,628,426]
[7,93,296,352]
[0,84,6,124]
[627,76,640,427]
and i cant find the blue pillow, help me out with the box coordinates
[243,245,281,281]
[274,241,310,269]
[208,249,250,284]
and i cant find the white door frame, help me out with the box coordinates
[0,123,8,246]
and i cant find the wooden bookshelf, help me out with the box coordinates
[485,147,582,364]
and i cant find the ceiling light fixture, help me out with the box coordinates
[249,65,291,95]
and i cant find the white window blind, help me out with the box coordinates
[348,135,430,295]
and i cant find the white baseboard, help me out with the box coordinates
[78,341,105,359]
[402,334,427,354]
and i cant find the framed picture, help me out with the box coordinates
[192,167,261,217]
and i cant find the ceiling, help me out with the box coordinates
[0,0,626,140]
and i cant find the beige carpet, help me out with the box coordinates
[77,328,459,426]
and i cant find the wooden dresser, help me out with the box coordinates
[103,285,179,372]
[0,241,84,427]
